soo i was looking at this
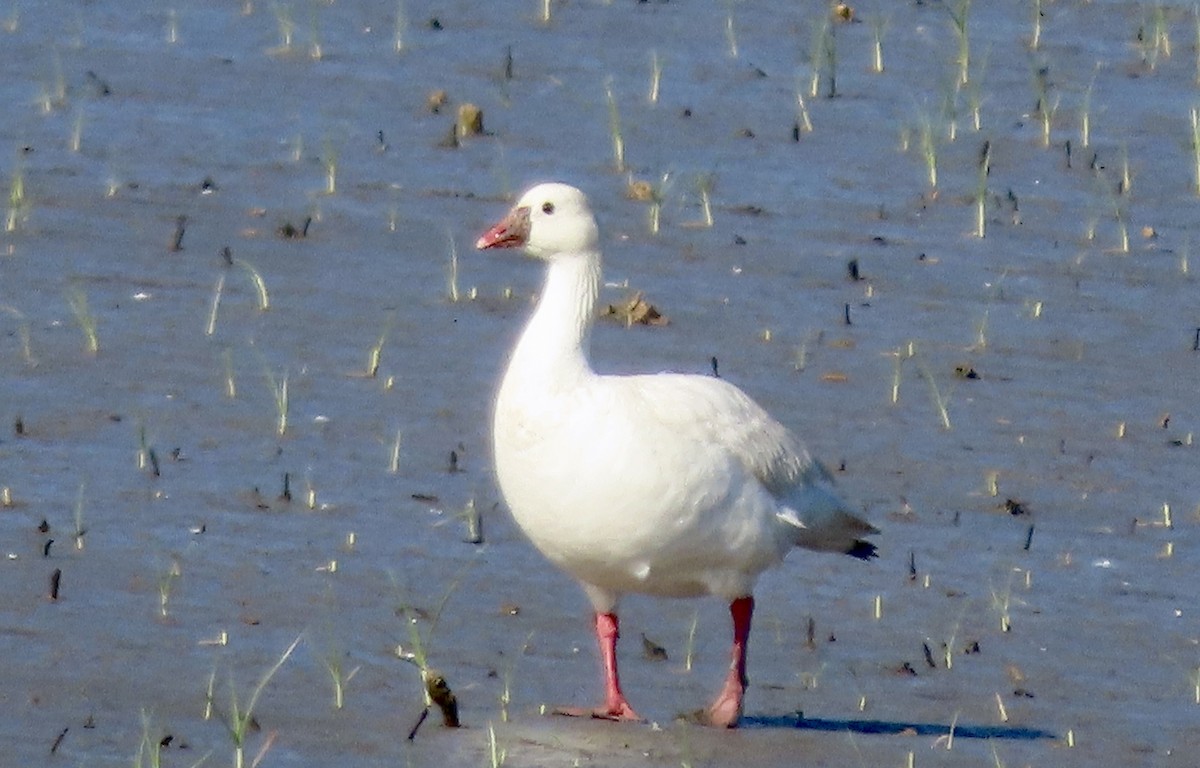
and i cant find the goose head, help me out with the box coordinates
[476,183,599,259]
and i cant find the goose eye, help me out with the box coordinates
[541,201,555,215]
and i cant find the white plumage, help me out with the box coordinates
[477,182,877,727]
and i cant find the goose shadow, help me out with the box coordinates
[740,713,1057,741]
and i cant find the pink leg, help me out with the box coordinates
[555,612,643,721]
[703,596,754,728]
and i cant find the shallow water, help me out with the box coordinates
[1,1,1198,766]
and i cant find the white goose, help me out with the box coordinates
[476,183,877,728]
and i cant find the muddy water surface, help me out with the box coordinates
[1,2,1198,766]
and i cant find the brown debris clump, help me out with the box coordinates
[602,292,668,327]
[425,672,460,727]
[625,179,654,201]
[426,89,448,113]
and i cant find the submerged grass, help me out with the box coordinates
[913,349,953,430]
[391,561,475,730]
[0,304,35,364]
[66,285,99,355]
[975,139,991,238]
[948,0,971,86]
[647,172,670,235]
[205,273,225,336]
[393,0,407,52]
[73,482,87,550]
[809,16,832,99]
[364,311,396,377]
[647,49,662,104]
[269,1,295,54]
[695,172,715,227]
[318,627,360,710]
[218,633,303,768]
[605,79,625,172]
[264,367,289,436]
[136,709,211,768]
[157,557,181,618]
[446,231,461,302]
[388,428,402,473]
[870,15,887,73]
[917,112,939,195]
[6,159,25,232]
[1191,106,1200,196]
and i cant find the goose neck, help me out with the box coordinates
[514,249,601,379]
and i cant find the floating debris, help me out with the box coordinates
[922,642,936,669]
[1004,499,1029,516]
[427,89,448,113]
[49,727,68,755]
[426,672,460,727]
[169,215,187,252]
[86,70,112,96]
[641,633,668,661]
[277,217,311,239]
[602,292,668,327]
[625,179,654,201]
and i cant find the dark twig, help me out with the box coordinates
[49,727,68,754]
[406,707,429,741]
[169,215,187,252]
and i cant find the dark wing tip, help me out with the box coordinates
[846,540,878,561]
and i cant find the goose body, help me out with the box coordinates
[477,182,877,726]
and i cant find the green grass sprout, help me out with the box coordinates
[6,159,26,232]
[948,0,972,86]
[264,368,289,436]
[73,482,87,550]
[66,284,99,355]
[218,632,303,768]
[870,15,887,73]
[648,50,662,104]
[605,79,625,172]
